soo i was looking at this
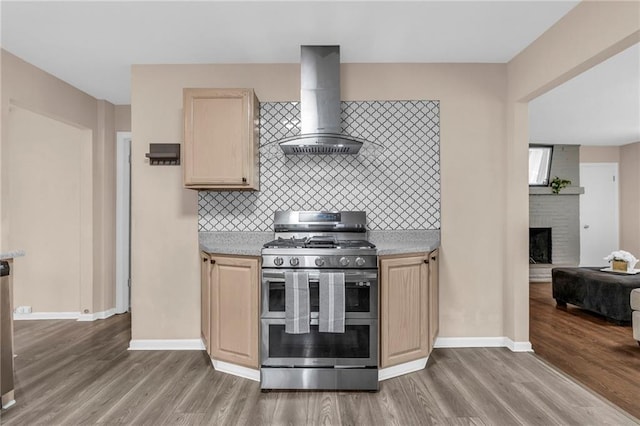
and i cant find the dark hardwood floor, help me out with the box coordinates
[530,282,640,420]
[1,312,637,425]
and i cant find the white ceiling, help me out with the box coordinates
[529,43,640,147]
[3,1,637,146]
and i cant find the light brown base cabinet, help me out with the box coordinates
[380,249,439,369]
[200,253,211,354]
[1,259,15,408]
[201,253,260,369]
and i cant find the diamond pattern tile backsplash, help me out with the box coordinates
[199,100,440,231]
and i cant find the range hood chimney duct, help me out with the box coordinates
[277,45,371,155]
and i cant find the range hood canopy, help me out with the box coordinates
[276,45,374,155]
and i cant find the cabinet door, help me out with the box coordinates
[1,260,15,406]
[210,255,260,369]
[428,250,439,351]
[200,253,211,354]
[183,88,259,190]
[380,254,429,368]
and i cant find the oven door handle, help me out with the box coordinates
[262,270,377,281]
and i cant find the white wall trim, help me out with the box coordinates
[128,339,206,351]
[14,309,119,321]
[116,131,132,314]
[77,308,117,322]
[14,312,81,320]
[508,340,534,352]
[2,398,16,410]
[378,357,428,381]
[211,359,260,382]
[434,337,533,353]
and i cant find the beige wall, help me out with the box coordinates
[131,63,508,340]
[580,146,620,163]
[0,2,634,342]
[94,100,116,312]
[620,142,640,257]
[115,105,131,132]
[131,1,640,344]
[505,1,640,342]
[1,50,117,315]
[8,106,91,311]
[508,1,640,103]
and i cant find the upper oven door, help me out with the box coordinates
[261,268,378,319]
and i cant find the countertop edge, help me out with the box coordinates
[198,231,440,257]
[198,245,263,257]
[376,245,439,256]
[0,250,26,260]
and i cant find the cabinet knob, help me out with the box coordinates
[424,259,429,264]
[431,256,436,261]
[203,258,207,263]
[242,177,247,183]
[210,259,216,265]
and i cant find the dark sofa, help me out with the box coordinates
[551,267,640,324]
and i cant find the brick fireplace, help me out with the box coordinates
[529,145,584,281]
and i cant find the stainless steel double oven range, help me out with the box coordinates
[260,211,379,391]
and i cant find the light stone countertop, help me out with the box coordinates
[199,232,272,257]
[199,230,440,257]
[370,230,440,256]
[0,250,26,260]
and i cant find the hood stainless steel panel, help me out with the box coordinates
[277,45,370,155]
[301,45,341,135]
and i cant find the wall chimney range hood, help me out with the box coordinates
[277,45,372,155]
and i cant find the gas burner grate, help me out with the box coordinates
[305,236,338,248]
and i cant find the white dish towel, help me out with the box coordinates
[319,272,346,333]
[285,271,310,334]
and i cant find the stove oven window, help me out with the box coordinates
[268,281,371,313]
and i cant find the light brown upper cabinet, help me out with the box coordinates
[380,250,439,369]
[183,88,259,190]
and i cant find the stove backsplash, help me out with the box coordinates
[199,100,440,231]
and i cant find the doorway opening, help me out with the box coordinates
[116,132,132,314]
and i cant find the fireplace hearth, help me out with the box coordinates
[530,228,552,264]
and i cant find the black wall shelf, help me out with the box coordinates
[145,143,180,165]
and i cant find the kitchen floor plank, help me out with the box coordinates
[1,312,637,425]
[530,282,640,420]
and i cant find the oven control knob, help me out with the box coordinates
[315,257,325,267]
[355,257,366,267]
[339,257,350,266]
[273,257,284,266]
[289,257,300,266]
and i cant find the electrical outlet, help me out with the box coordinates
[15,306,32,314]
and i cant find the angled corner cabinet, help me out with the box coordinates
[201,252,260,369]
[379,249,439,368]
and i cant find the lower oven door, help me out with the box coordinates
[261,318,378,368]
